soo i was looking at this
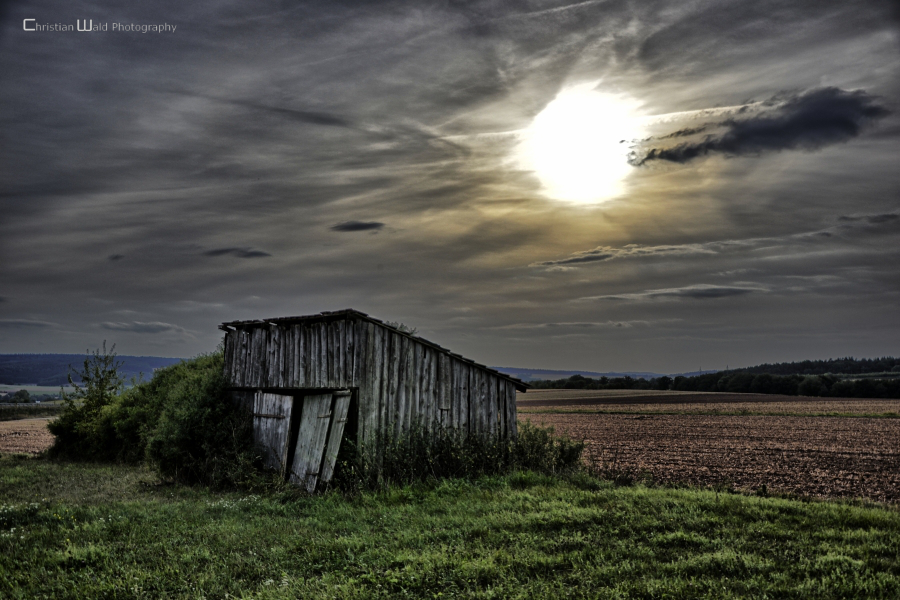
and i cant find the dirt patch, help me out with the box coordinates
[522,411,900,503]
[0,418,55,455]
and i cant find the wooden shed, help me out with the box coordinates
[219,309,527,491]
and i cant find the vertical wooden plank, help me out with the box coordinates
[313,323,320,388]
[249,328,260,388]
[351,319,364,388]
[360,321,376,446]
[223,332,233,385]
[424,348,436,430]
[283,325,292,388]
[408,341,420,431]
[387,331,401,433]
[245,329,253,388]
[300,323,314,388]
[289,325,298,387]
[264,326,272,388]
[318,323,327,389]
[378,331,390,438]
[370,324,384,441]
[438,354,449,430]
[258,327,268,388]
[327,321,336,387]
[471,366,481,436]
[289,393,333,492]
[454,362,463,434]
[345,318,356,388]
[382,330,395,438]
[365,323,382,442]
[336,320,345,387]
[494,377,506,438]
[507,383,518,438]
[480,370,490,437]
[490,375,500,436]
[269,326,279,388]
[470,367,480,436]
[320,391,352,484]
[485,373,495,436]
[394,334,408,437]
[234,329,247,387]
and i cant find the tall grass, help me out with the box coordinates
[335,423,584,492]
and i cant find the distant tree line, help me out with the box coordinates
[530,374,673,391]
[530,369,900,399]
[731,356,900,376]
[671,372,900,399]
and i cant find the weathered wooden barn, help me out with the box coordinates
[219,309,527,491]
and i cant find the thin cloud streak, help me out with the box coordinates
[579,284,767,302]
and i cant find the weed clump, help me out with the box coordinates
[334,422,584,492]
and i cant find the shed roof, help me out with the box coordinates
[220,309,529,391]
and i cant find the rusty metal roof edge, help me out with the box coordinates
[221,309,530,390]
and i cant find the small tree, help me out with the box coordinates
[48,342,125,458]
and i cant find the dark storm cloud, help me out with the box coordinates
[100,321,187,334]
[631,88,890,165]
[203,248,272,258]
[582,285,765,302]
[331,221,385,232]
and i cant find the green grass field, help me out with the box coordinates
[2,456,899,599]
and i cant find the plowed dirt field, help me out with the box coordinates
[519,390,900,502]
[0,418,54,455]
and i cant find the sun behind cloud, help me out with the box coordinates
[518,82,645,204]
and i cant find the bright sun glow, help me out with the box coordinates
[518,82,646,204]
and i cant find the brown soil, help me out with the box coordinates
[521,409,900,503]
[0,418,55,455]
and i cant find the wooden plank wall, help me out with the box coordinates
[224,317,518,447]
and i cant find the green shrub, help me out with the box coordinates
[143,352,259,488]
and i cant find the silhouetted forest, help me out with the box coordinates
[529,357,900,399]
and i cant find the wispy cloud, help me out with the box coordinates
[579,284,766,301]
[100,321,187,334]
[531,243,717,267]
[493,320,651,330]
[630,88,890,165]
[533,210,900,268]
[0,319,58,329]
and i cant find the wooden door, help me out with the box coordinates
[252,392,294,476]
[289,390,352,492]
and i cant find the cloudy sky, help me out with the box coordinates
[2,0,899,373]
